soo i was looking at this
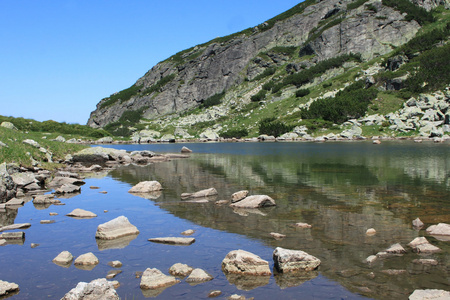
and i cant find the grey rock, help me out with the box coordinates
[55,183,81,194]
[1,231,25,240]
[385,243,406,254]
[412,217,424,228]
[74,252,99,266]
[72,147,127,164]
[408,237,441,253]
[140,268,180,290]
[48,176,84,187]
[273,247,321,273]
[0,280,19,297]
[148,237,195,245]
[0,121,18,130]
[231,190,249,203]
[55,136,66,142]
[0,223,31,232]
[0,141,8,148]
[22,139,41,148]
[186,268,213,282]
[0,163,17,202]
[96,137,113,143]
[181,187,218,200]
[95,216,140,240]
[128,181,162,193]
[222,249,271,276]
[106,270,122,279]
[181,229,195,236]
[270,232,286,239]
[66,208,97,218]
[181,146,192,153]
[409,289,450,300]
[32,194,61,204]
[169,263,193,277]
[61,278,119,300]
[53,251,74,265]
[108,260,123,268]
[229,195,276,208]
[199,129,219,140]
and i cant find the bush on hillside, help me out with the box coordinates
[296,88,310,98]
[382,0,435,25]
[258,117,294,137]
[251,90,267,102]
[202,91,225,108]
[220,128,249,139]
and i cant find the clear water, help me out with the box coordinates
[1,141,449,299]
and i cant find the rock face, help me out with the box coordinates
[229,195,276,208]
[273,247,321,273]
[222,249,272,276]
[95,216,140,240]
[140,268,180,289]
[87,0,421,129]
[128,181,162,193]
[61,278,119,300]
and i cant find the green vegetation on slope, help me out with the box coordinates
[382,0,435,25]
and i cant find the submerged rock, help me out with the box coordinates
[95,216,139,240]
[273,247,321,273]
[61,278,119,300]
[222,249,271,276]
[148,237,195,246]
[181,188,218,200]
[229,195,276,208]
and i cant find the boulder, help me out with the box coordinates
[0,280,19,297]
[55,183,81,194]
[412,218,424,228]
[55,136,66,142]
[169,263,193,277]
[222,249,271,276]
[108,261,123,268]
[273,247,321,273]
[1,232,25,240]
[180,146,192,153]
[72,147,126,164]
[95,216,140,240]
[426,223,450,239]
[74,252,99,266]
[0,163,17,202]
[199,129,219,141]
[160,134,176,142]
[128,181,162,193]
[140,268,180,290]
[181,188,218,200]
[32,194,61,204]
[385,243,406,254]
[10,172,37,187]
[229,195,276,208]
[409,289,450,300]
[61,278,119,300]
[0,121,18,130]
[231,190,249,203]
[186,268,213,282]
[148,237,195,245]
[96,137,113,143]
[66,209,97,218]
[53,251,73,265]
[408,237,441,253]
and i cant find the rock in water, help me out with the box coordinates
[273,247,321,273]
[181,188,218,200]
[181,146,192,153]
[231,190,249,203]
[412,217,424,228]
[140,268,180,289]
[66,208,97,218]
[426,223,450,239]
[409,289,450,300]
[222,249,271,276]
[0,280,19,297]
[95,216,139,240]
[186,268,213,282]
[74,252,99,266]
[148,237,195,245]
[169,263,193,277]
[52,251,73,266]
[229,195,276,208]
[128,181,162,193]
[61,278,119,300]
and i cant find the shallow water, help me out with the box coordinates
[1,141,449,299]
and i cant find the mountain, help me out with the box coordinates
[87,0,450,140]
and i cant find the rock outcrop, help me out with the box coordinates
[87,0,422,129]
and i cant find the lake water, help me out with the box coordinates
[1,141,449,299]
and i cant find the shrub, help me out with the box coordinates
[252,67,276,81]
[251,90,267,102]
[347,0,369,10]
[258,118,294,137]
[382,0,435,25]
[296,88,310,98]
[262,81,275,91]
[220,128,249,139]
[142,73,176,95]
[203,92,225,108]
[100,84,143,109]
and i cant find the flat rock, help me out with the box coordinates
[55,183,81,194]
[95,216,140,240]
[66,208,97,218]
[140,268,180,290]
[181,229,195,236]
[169,263,193,277]
[294,222,312,229]
[61,278,119,300]
[0,280,19,297]
[74,252,99,266]
[181,188,218,200]
[222,249,271,276]
[229,195,276,208]
[106,270,122,279]
[426,223,450,240]
[11,172,36,187]
[409,289,450,300]
[53,251,73,265]
[40,220,55,224]
[1,232,25,240]
[4,198,25,207]
[128,181,162,193]
[148,237,195,245]
[270,232,286,239]
[0,223,31,232]
[412,259,439,266]
[48,176,84,187]
[186,268,213,282]
[273,247,321,273]
[231,190,249,203]
[32,194,61,204]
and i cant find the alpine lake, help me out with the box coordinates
[1,140,449,299]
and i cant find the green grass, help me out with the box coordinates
[367,92,405,115]
[0,127,87,169]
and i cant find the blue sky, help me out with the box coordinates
[0,0,301,125]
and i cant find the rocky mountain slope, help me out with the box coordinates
[87,0,450,140]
